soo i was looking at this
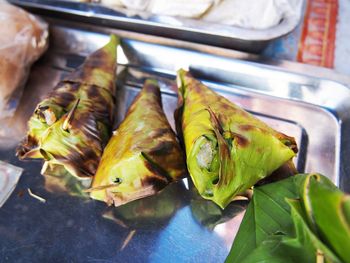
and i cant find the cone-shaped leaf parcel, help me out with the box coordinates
[90,79,187,207]
[175,69,298,208]
[17,35,119,184]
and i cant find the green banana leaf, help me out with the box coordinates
[90,79,187,207]
[175,69,298,209]
[300,174,350,262]
[226,174,349,263]
[17,35,119,184]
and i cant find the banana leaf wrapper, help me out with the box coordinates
[90,79,187,207]
[175,69,298,209]
[17,35,119,183]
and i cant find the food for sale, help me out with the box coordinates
[17,35,119,184]
[90,79,186,206]
[175,69,298,208]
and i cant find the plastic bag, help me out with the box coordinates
[0,160,23,207]
[0,2,48,118]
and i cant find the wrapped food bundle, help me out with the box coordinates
[0,2,48,118]
[90,79,187,207]
[175,69,298,209]
[17,35,119,185]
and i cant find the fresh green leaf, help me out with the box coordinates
[226,175,301,263]
[226,174,347,263]
[304,175,350,262]
[238,199,341,263]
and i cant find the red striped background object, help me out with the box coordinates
[297,0,338,68]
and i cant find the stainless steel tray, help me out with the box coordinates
[0,18,349,263]
[9,0,304,53]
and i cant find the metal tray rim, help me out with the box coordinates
[10,0,304,41]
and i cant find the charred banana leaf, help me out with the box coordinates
[175,69,298,209]
[90,79,186,207]
[17,35,119,184]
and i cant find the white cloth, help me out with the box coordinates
[100,0,302,29]
[203,0,301,29]
[147,0,215,18]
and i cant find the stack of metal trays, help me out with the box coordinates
[9,0,304,52]
[0,5,349,262]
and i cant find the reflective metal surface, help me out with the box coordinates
[0,19,350,262]
[9,0,303,52]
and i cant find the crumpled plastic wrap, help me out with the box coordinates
[0,160,23,207]
[0,2,48,118]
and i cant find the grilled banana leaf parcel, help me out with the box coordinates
[90,79,187,207]
[17,35,119,183]
[175,69,298,209]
